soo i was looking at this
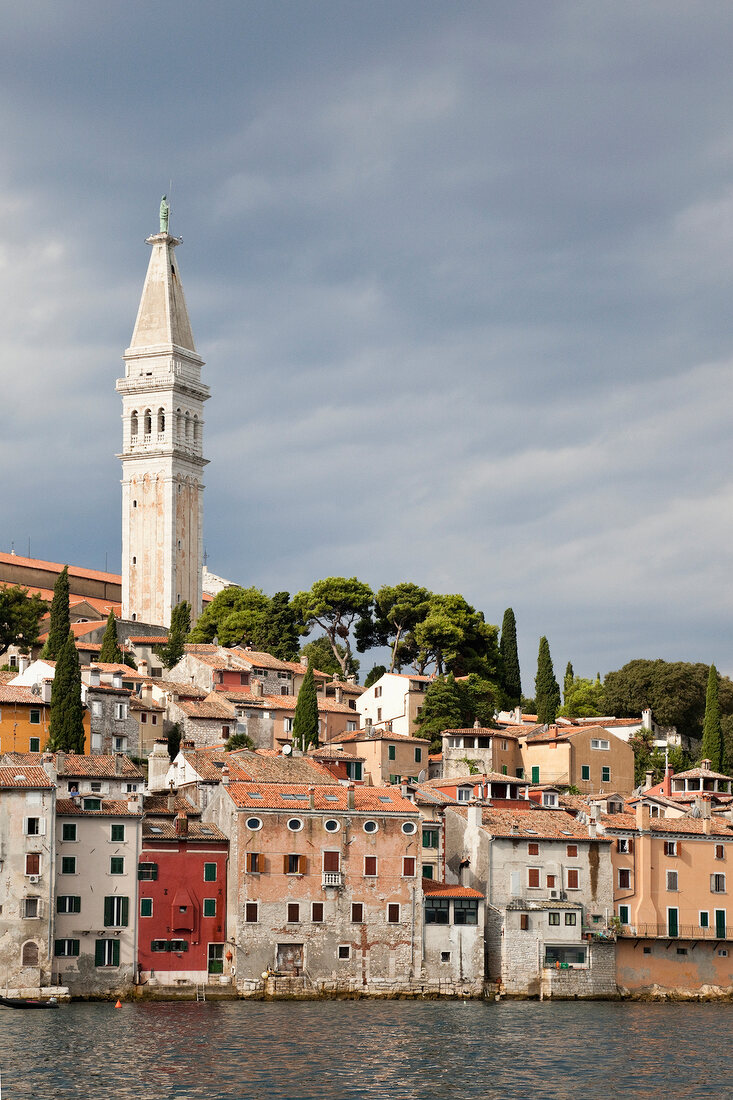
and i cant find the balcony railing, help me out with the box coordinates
[321,871,343,889]
[619,922,733,941]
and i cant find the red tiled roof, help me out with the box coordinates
[671,766,732,782]
[0,685,47,705]
[57,797,141,817]
[451,805,609,841]
[419,772,526,788]
[0,551,121,585]
[146,679,207,699]
[422,881,483,899]
[222,690,355,715]
[87,684,132,696]
[128,636,168,645]
[226,782,419,813]
[57,754,145,778]
[142,791,201,815]
[174,698,235,719]
[39,619,107,642]
[88,663,145,679]
[601,812,733,837]
[142,819,228,841]
[329,729,431,744]
[0,765,54,788]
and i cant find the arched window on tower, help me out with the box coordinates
[157,408,165,439]
[144,409,152,441]
[130,411,138,442]
[193,415,200,447]
[175,408,182,443]
[184,411,191,443]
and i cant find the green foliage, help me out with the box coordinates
[190,587,299,661]
[40,566,70,660]
[411,594,501,681]
[292,664,319,751]
[156,601,191,668]
[521,695,536,713]
[415,673,497,753]
[558,676,605,719]
[563,661,574,701]
[49,631,85,753]
[167,722,182,761]
[458,756,481,775]
[628,728,690,788]
[224,730,254,752]
[98,610,123,664]
[720,715,733,775]
[498,608,522,706]
[300,635,360,680]
[293,577,373,677]
[0,585,45,655]
[263,592,300,661]
[364,664,387,689]
[535,637,560,725]
[356,583,431,672]
[701,664,724,771]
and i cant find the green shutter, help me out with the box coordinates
[103,897,114,927]
[73,895,81,913]
[95,940,105,966]
[121,897,129,927]
[140,898,152,917]
[112,940,120,966]
[71,939,80,957]
[531,766,540,784]
[204,863,216,882]
[54,940,64,956]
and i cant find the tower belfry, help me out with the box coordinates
[116,199,209,627]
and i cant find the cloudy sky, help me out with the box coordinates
[3,1,733,689]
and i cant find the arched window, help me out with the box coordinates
[193,415,199,446]
[22,941,38,967]
[144,409,152,437]
[157,408,165,434]
[130,411,138,440]
[184,411,190,441]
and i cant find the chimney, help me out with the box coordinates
[467,803,482,830]
[635,800,650,831]
[332,673,339,682]
[41,752,56,781]
[113,671,123,690]
[137,659,148,677]
[89,666,100,688]
[182,740,195,751]
[642,707,652,731]
[56,751,66,775]
[701,797,712,821]
[308,785,315,809]
[346,674,356,685]
[365,717,373,737]
[644,769,654,790]
[347,783,355,810]
[41,679,52,704]
[473,718,480,729]
[701,759,712,772]
[167,780,176,812]
[147,739,171,792]
[175,810,189,837]
[221,766,230,787]
[588,818,597,839]
[401,778,409,798]
[252,679,263,698]
[115,753,124,776]
[127,793,140,813]
[335,686,343,705]
[18,654,30,674]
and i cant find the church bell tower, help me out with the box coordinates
[116,198,209,627]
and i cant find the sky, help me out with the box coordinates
[2,1,733,691]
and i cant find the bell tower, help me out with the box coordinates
[116,198,209,627]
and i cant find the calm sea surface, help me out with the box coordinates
[0,1000,730,1099]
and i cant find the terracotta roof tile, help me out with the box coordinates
[0,685,47,705]
[671,766,732,782]
[147,679,207,699]
[88,663,145,679]
[142,791,202,815]
[0,765,54,789]
[128,636,168,644]
[57,754,145,778]
[422,881,483,899]
[450,805,610,841]
[601,812,733,837]
[175,698,235,719]
[0,551,121,584]
[329,729,431,744]
[38,620,107,642]
[142,819,228,841]
[226,782,419,813]
[57,797,141,817]
[420,772,527,788]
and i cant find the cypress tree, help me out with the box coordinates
[563,661,574,701]
[265,592,300,661]
[98,610,122,664]
[535,636,561,726]
[498,608,521,706]
[157,601,191,668]
[41,566,70,660]
[415,673,466,753]
[292,664,320,751]
[49,631,85,753]
[701,664,724,771]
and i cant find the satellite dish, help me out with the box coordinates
[30,683,41,696]
[417,769,426,783]
[282,743,292,756]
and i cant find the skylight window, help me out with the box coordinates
[325,795,339,802]
[378,796,392,803]
[248,792,263,799]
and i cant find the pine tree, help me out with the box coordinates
[40,566,70,660]
[292,664,320,751]
[49,631,85,753]
[98,610,122,664]
[415,674,466,753]
[701,664,724,771]
[563,661,574,701]
[265,592,300,661]
[157,601,191,668]
[498,608,521,706]
[535,636,560,726]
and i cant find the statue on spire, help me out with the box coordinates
[159,195,170,234]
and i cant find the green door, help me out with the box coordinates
[715,910,726,938]
[667,908,678,937]
[531,766,540,784]
[208,943,224,975]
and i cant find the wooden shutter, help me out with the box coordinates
[283,854,290,874]
[520,914,529,930]
[95,940,105,966]
[403,857,415,877]
[323,851,340,872]
[312,902,324,922]
[364,856,377,876]
[121,897,129,927]
[388,904,400,924]
[298,855,308,875]
[528,868,540,888]
[103,897,114,927]
[112,940,120,966]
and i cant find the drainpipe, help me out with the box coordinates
[410,885,416,979]
[46,783,56,988]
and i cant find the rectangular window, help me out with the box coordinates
[567,845,578,858]
[60,856,75,875]
[590,738,609,750]
[567,868,580,890]
[29,737,40,753]
[664,841,678,857]
[115,703,127,720]
[528,868,540,889]
[244,903,258,923]
[528,842,539,856]
[22,897,39,918]
[62,823,77,842]
[667,870,678,891]
[520,913,529,931]
[618,905,630,924]
[549,912,560,926]
[53,941,79,959]
[92,701,102,717]
[601,766,611,783]
[617,838,631,853]
[546,874,556,888]
[24,817,41,836]
[110,824,125,842]
[581,765,590,781]
[619,869,631,889]
[110,857,124,875]
[246,852,261,873]
[323,851,340,873]
[403,857,416,877]
[83,798,101,811]
[29,709,41,725]
[25,852,40,876]
[516,768,524,779]
[287,903,300,923]
[204,863,217,882]
[374,686,382,698]
[140,898,153,917]
[103,896,129,927]
[364,856,377,877]
[425,898,450,924]
[138,862,158,881]
[140,712,147,723]
[414,748,422,763]
[151,940,169,952]
[388,745,396,761]
[203,899,216,918]
[387,903,400,924]
[57,895,81,914]
[667,908,679,937]
[95,940,120,967]
[351,903,364,923]
[711,874,726,893]
[699,910,709,928]
[715,845,725,860]
[376,708,382,721]
[565,912,577,926]
[422,864,434,879]
[338,945,351,960]
[345,760,362,780]
[286,854,303,875]
[453,899,478,925]
[311,902,324,923]
[423,829,440,849]
[531,766,540,784]
[457,787,471,802]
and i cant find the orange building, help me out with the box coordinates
[0,685,90,755]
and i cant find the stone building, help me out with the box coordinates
[116,208,209,628]
[0,763,56,996]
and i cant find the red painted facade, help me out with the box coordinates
[138,821,229,981]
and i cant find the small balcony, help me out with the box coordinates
[618,922,733,941]
[321,871,343,889]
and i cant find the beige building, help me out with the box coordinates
[116,209,209,628]
[356,672,432,736]
[329,722,430,786]
[519,724,635,796]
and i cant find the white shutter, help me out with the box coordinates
[23,817,29,835]
[510,871,521,896]
[38,819,46,836]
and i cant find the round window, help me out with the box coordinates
[246,817,262,831]
[287,818,304,832]
[324,819,341,833]
[363,820,379,834]
[401,821,417,835]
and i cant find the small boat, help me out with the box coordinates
[0,996,59,1010]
